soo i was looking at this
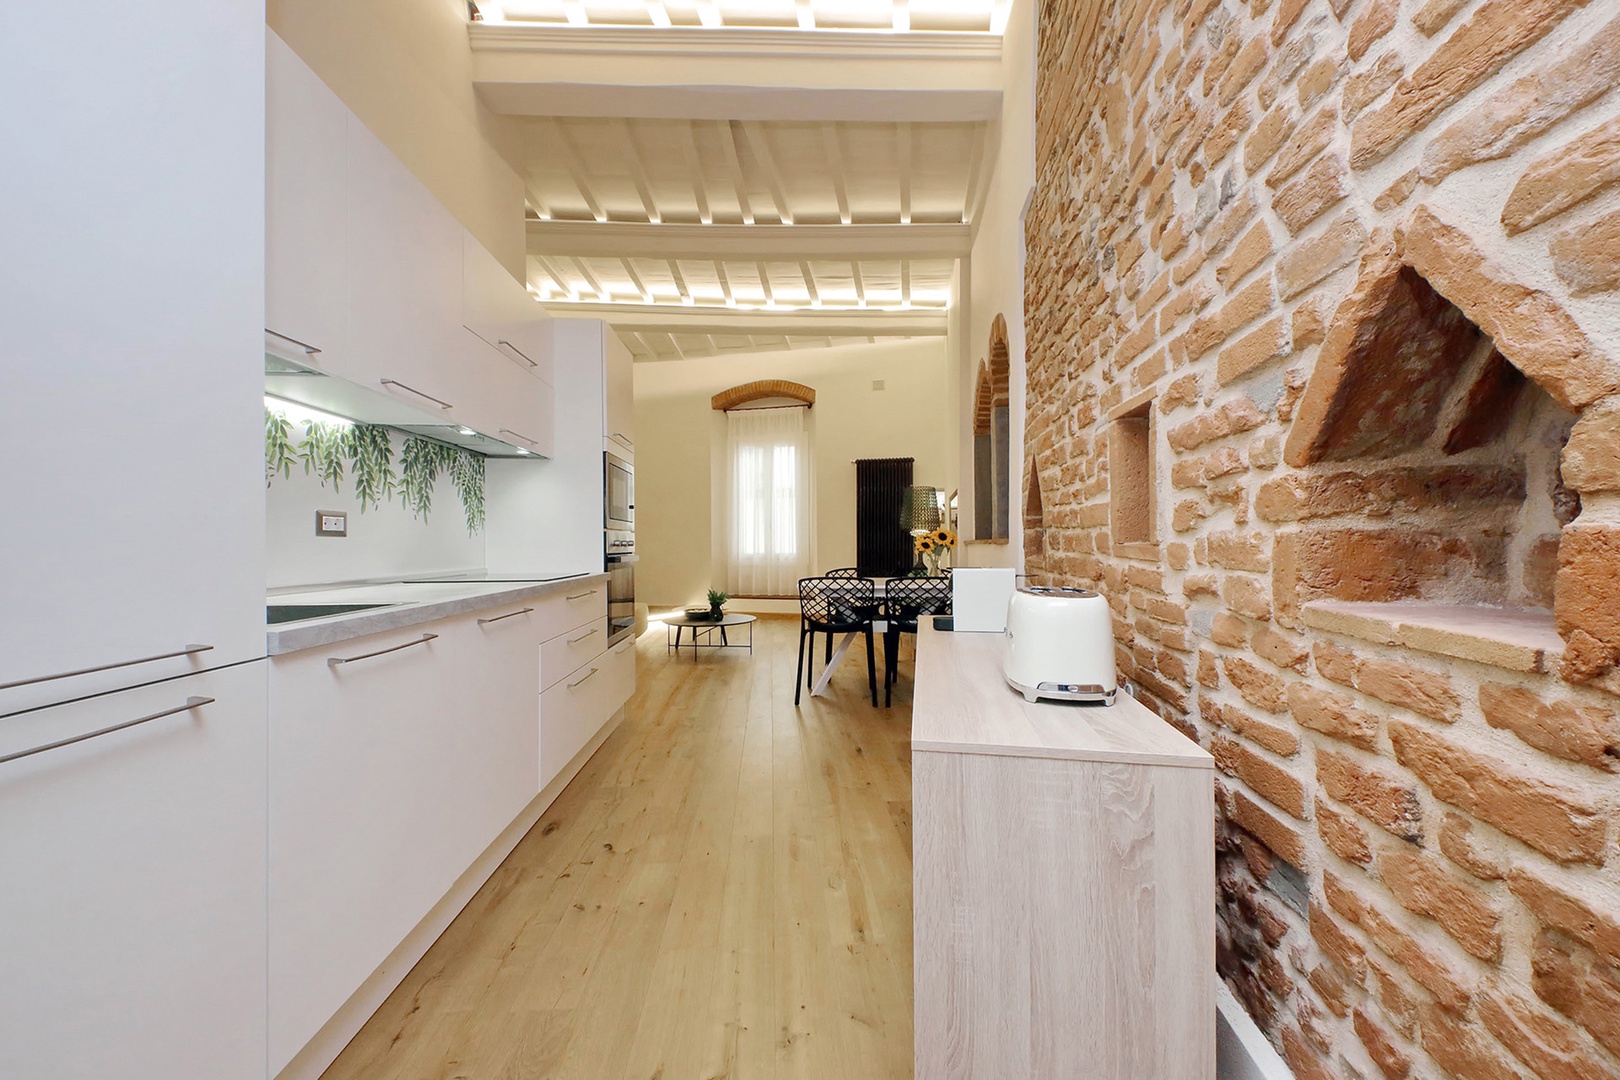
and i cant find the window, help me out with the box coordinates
[725,406,814,596]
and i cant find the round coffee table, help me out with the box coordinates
[665,612,756,659]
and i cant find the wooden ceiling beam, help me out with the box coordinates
[528,220,971,260]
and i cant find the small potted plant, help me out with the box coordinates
[706,589,728,621]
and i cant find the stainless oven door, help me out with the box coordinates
[605,553,636,644]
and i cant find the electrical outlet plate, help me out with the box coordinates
[316,510,348,537]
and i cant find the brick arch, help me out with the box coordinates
[988,313,1011,410]
[972,362,994,436]
[710,379,816,411]
[1281,206,1620,683]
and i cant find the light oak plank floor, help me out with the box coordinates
[321,615,916,1080]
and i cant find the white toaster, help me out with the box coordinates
[1002,586,1117,705]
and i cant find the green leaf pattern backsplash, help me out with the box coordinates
[265,407,485,535]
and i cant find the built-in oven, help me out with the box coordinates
[605,550,636,645]
[605,451,633,533]
[604,450,635,644]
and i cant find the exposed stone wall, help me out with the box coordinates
[1023,0,1620,1076]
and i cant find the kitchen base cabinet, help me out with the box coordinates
[540,633,636,790]
[268,609,542,1073]
[0,662,269,1080]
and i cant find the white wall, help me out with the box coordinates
[265,437,485,589]
[635,339,953,608]
[960,0,1037,559]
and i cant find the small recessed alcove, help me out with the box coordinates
[1279,244,1577,664]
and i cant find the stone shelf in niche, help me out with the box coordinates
[1302,600,1563,675]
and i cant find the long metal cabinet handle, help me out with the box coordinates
[567,667,599,690]
[0,644,215,692]
[0,696,214,766]
[328,633,438,668]
[566,589,599,601]
[499,428,537,446]
[567,627,600,645]
[265,328,322,355]
[495,340,537,368]
[379,379,453,411]
[478,608,534,626]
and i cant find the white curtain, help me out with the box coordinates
[726,406,814,597]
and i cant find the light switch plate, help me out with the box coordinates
[316,510,348,537]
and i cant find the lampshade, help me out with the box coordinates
[902,485,943,533]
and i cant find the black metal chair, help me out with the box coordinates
[882,576,953,706]
[819,568,864,662]
[796,576,879,707]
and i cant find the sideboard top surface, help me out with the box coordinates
[911,623,1213,769]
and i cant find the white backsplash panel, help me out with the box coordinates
[265,449,485,589]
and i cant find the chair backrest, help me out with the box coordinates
[824,567,862,578]
[799,576,877,627]
[884,575,953,622]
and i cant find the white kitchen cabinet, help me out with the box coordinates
[484,319,610,576]
[605,325,635,455]
[456,327,557,459]
[266,32,347,360]
[344,112,467,415]
[0,662,269,1080]
[539,632,635,790]
[0,6,267,689]
[540,617,610,691]
[268,609,542,1073]
[463,229,555,385]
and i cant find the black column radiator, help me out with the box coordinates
[855,457,915,578]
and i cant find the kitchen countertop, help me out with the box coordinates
[266,572,606,656]
[911,622,1213,769]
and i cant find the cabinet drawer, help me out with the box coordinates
[0,663,268,1080]
[540,618,608,692]
[540,651,609,791]
[530,580,607,640]
[602,633,637,716]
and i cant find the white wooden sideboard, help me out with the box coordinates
[912,622,1216,1080]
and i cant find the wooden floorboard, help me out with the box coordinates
[321,615,916,1080]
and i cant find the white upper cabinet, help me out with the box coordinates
[463,230,554,385]
[266,32,552,459]
[484,319,608,576]
[0,4,267,691]
[604,327,635,454]
[266,33,347,360]
[344,114,467,414]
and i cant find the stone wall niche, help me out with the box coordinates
[1275,239,1579,622]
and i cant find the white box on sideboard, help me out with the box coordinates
[951,568,1018,633]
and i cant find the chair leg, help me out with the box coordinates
[794,626,807,706]
[806,630,817,688]
[825,633,833,665]
[884,627,897,707]
[865,627,877,706]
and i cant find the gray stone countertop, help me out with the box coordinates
[266,572,606,656]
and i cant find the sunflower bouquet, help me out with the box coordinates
[913,527,958,576]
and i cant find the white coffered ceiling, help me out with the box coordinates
[468,4,1004,359]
